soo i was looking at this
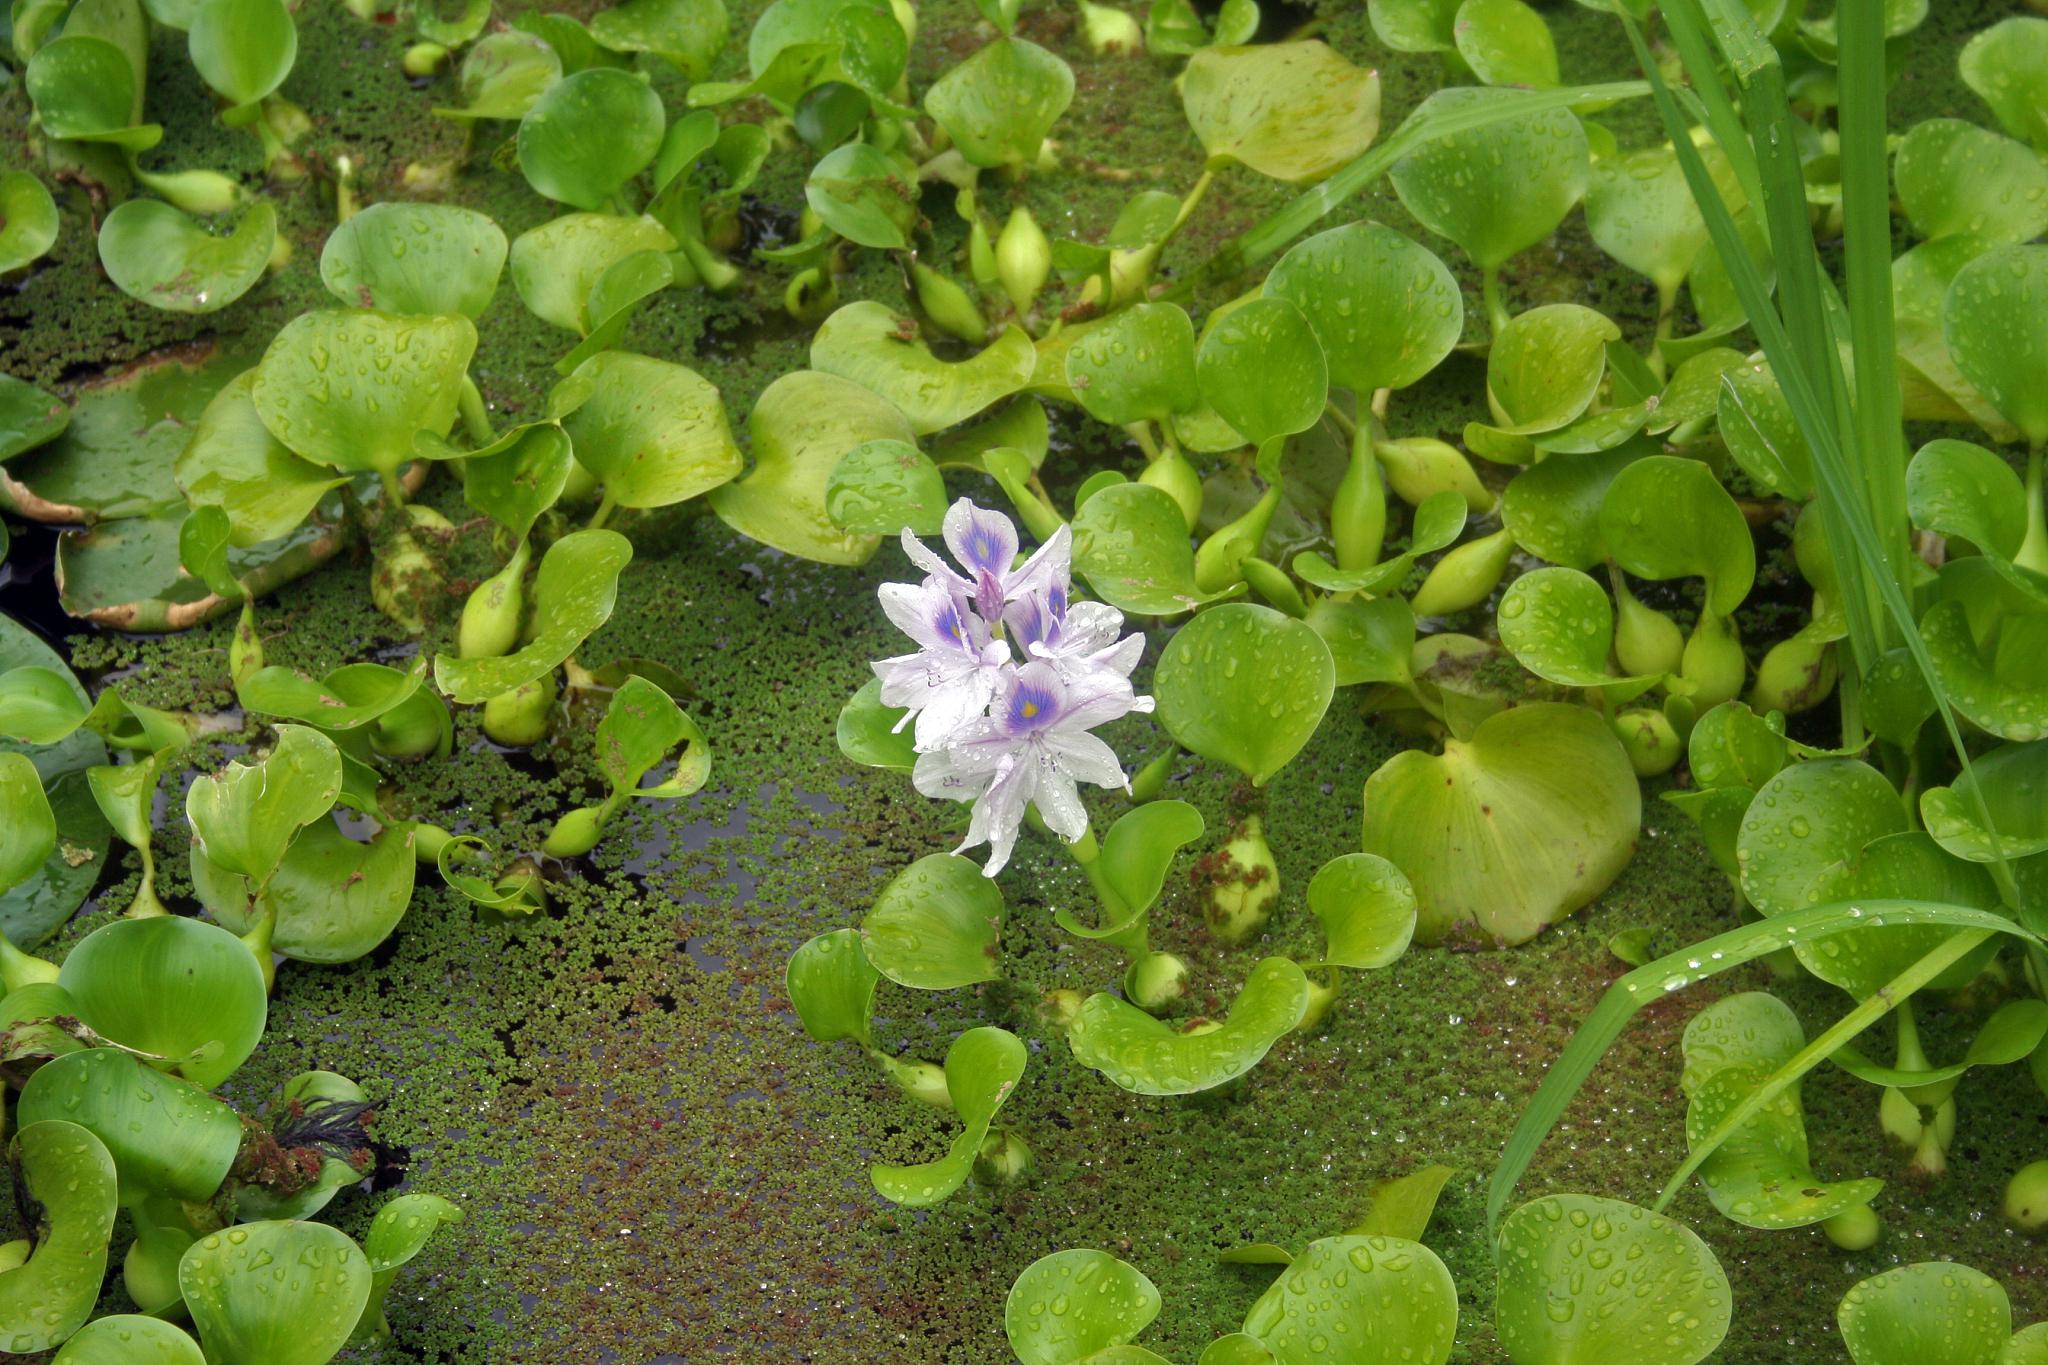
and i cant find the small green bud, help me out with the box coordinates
[785,265,838,324]
[1610,707,1682,777]
[1241,556,1308,617]
[401,158,459,196]
[134,167,243,215]
[968,213,999,289]
[1614,579,1684,678]
[1375,437,1493,514]
[1294,971,1341,1034]
[876,1053,953,1110]
[1678,610,1746,710]
[1207,816,1279,945]
[458,541,530,660]
[1040,988,1086,1030]
[1332,425,1387,570]
[1077,0,1144,52]
[1194,484,1282,593]
[1749,635,1837,715]
[266,232,293,276]
[1878,1085,1922,1148]
[997,206,1052,317]
[973,1130,1033,1187]
[482,671,558,748]
[370,701,445,759]
[542,804,606,859]
[703,202,742,255]
[1822,1204,1881,1251]
[1139,448,1204,531]
[2007,1161,2048,1232]
[123,1233,184,1315]
[910,260,987,344]
[1123,951,1189,1013]
[402,41,449,77]
[1409,527,1515,617]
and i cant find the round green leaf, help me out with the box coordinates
[1454,0,1557,88]
[860,853,1002,989]
[320,202,507,319]
[202,819,417,964]
[1006,1249,1161,1365]
[1944,243,2048,445]
[510,212,676,335]
[1959,16,2048,150]
[434,30,563,121]
[1154,604,1336,786]
[1065,303,1200,427]
[1263,222,1462,395]
[188,0,296,108]
[1390,87,1588,270]
[560,351,741,508]
[1073,482,1238,615]
[804,142,918,250]
[1499,445,1644,569]
[1070,957,1309,1095]
[18,1047,241,1202]
[238,656,428,731]
[1586,144,1710,293]
[870,1026,1026,1206]
[710,370,915,565]
[827,438,946,536]
[0,620,108,950]
[1922,739,2048,863]
[1495,1195,1731,1365]
[26,36,160,149]
[1306,595,1416,688]
[59,916,267,1089]
[253,310,477,476]
[518,68,666,211]
[1896,118,2048,245]
[1090,799,1206,925]
[1363,702,1640,945]
[463,424,573,541]
[811,302,1035,435]
[1894,236,2014,440]
[589,0,728,79]
[1306,852,1416,970]
[53,1316,205,1364]
[180,1221,371,1365]
[1241,1235,1458,1365]
[0,1121,119,1353]
[0,172,60,274]
[355,1192,463,1341]
[1920,598,2048,743]
[1598,454,1755,615]
[1686,701,1787,791]
[1906,438,2027,562]
[433,529,633,703]
[1498,566,1654,691]
[786,927,878,1046]
[1181,41,1381,185]
[98,199,275,315]
[175,373,346,547]
[924,36,1073,170]
[1717,357,1815,499]
[0,754,54,896]
[1735,758,1907,917]
[0,374,68,464]
[1479,305,1620,435]
[185,724,343,882]
[836,678,915,773]
[1838,1263,2011,1365]
[1195,297,1328,447]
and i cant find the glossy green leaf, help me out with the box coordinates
[1155,604,1334,785]
[860,852,1003,990]
[1686,701,1787,791]
[836,678,916,773]
[1454,0,1556,87]
[172,371,342,546]
[1263,222,1461,395]
[98,199,274,315]
[870,1026,1026,1206]
[1896,118,2048,245]
[1474,305,1620,436]
[1906,438,2027,563]
[589,0,727,78]
[253,310,476,476]
[435,30,563,121]
[1838,1263,2011,1365]
[1305,852,1416,970]
[0,754,54,896]
[1065,303,1200,427]
[1006,1249,1161,1365]
[18,1047,241,1202]
[1367,0,1456,52]
[1073,482,1238,615]
[1095,799,1205,923]
[1586,143,1711,294]
[200,818,417,963]
[52,1316,204,1364]
[1498,566,1655,692]
[238,656,428,732]
[185,724,342,881]
[1920,598,2048,743]
[1498,445,1643,569]
[352,1192,462,1342]
[0,172,60,273]
[827,438,946,535]
[1716,357,1815,499]
[1363,702,1640,945]
[463,424,573,541]
[510,212,676,335]
[786,927,878,1046]
[518,68,665,210]
[1893,236,2014,440]
[1494,1195,1731,1365]
[1291,489,1468,595]
[1835,997,2048,1096]
[180,1220,371,1365]
[1182,42,1381,185]
[1241,1235,1457,1365]
[0,1121,119,1353]
[710,371,915,565]
[59,916,267,1088]
[188,0,295,109]
[0,621,108,949]
[561,351,740,507]
[1195,297,1328,446]
[1306,595,1415,688]
[812,302,1034,435]
[433,529,632,703]
[1390,86,1588,270]
[1922,739,2048,863]
[26,36,161,149]
[1070,957,1308,1095]
[1350,1164,1456,1241]
[320,202,507,319]
[596,674,709,799]
[1959,16,2048,149]
[0,667,88,744]
[804,142,918,250]
[1945,244,2048,446]
[1736,759,1907,917]
[1597,455,1755,616]
[925,37,1073,170]
[0,375,68,465]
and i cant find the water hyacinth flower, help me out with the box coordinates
[876,499,1151,875]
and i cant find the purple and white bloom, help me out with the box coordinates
[876,499,1151,877]
[913,662,1149,876]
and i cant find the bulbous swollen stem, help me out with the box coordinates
[1067,825,1147,957]
[2017,441,2048,579]
[1331,420,1387,572]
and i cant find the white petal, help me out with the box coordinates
[1043,728,1129,790]
[1032,767,1090,841]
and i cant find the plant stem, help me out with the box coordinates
[587,492,618,531]
[2017,441,2048,577]
[1481,265,1509,338]
[1068,828,1147,957]
[379,468,407,508]
[458,376,493,446]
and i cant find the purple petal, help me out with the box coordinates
[943,499,1019,579]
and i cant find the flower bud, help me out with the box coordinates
[1611,707,1681,777]
[1123,951,1189,1013]
[134,167,243,215]
[1375,437,1493,514]
[542,804,606,859]
[403,41,449,77]
[1679,610,1746,710]
[1614,579,1684,678]
[997,207,1052,317]
[482,671,558,748]
[1207,816,1279,945]
[1409,527,1515,617]
[2008,1161,2048,1232]
[1077,0,1144,52]
[973,1130,1033,1187]
[1139,448,1204,531]
[1749,635,1837,715]
[0,937,59,994]
[458,541,530,660]
[911,260,987,344]
[1822,1204,1881,1251]
[876,1053,952,1110]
